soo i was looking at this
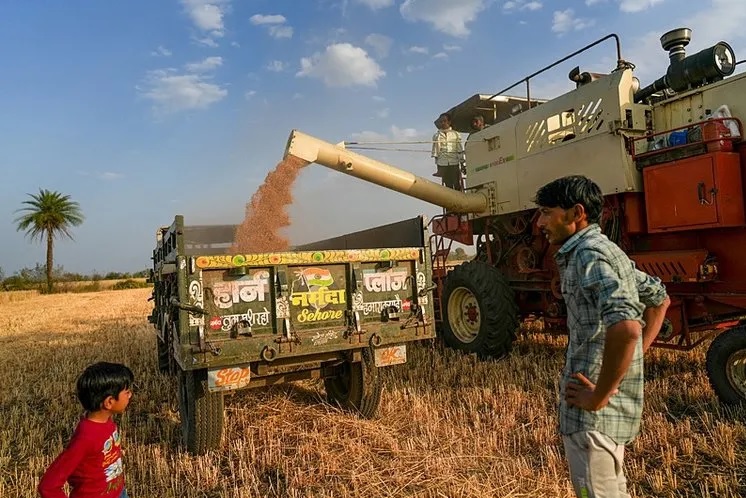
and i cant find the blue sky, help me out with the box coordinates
[1,0,745,275]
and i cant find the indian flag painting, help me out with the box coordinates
[297,267,334,289]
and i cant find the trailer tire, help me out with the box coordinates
[441,260,518,359]
[706,326,746,405]
[178,369,224,455]
[324,349,382,418]
[157,319,176,375]
[157,336,171,374]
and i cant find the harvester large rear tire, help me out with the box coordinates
[706,326,746,405]
[441,260,518,359]
[324,348,382,418]
[178,368,224,455]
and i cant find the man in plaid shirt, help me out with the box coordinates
[535,175,670,497]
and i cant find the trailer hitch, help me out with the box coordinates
[169,297,208,315]
[418,284,437,297]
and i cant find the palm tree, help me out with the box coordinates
[14,189,84,293]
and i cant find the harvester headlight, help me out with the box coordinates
[713,42,735,75]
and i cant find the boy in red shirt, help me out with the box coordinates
[38,362,134,498]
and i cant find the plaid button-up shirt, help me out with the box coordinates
[555,224,667,444]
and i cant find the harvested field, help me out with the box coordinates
[1,290,744,497]
[0,290,39,304]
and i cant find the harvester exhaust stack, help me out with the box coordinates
[284,129,489,214]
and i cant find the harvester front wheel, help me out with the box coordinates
[441,260,518,359]
[324,348,382,418]
[706,326,746,405]
[178,368,224,455]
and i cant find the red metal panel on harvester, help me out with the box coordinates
[643,152,744,232]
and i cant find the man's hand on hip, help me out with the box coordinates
[565,372,619,411]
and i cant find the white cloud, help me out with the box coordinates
[504,0,543,11]
[400,0,487,37]
[99,172,124,181]
[151,46,172,57]
[376,108,390,118]
[250,13,293,39]
[443,44,461,51]
[266,60,287,72]
[365,33,393,58]
[619,0,664,12]
[292,92,303,99]
[297,43,385,87]
[407,45,429,55]
[684,0,746,45]
[433,52,448,59]
[527,78,575,99]
[185,56,223,72]
[373,95,386,102]
[268,25,294,39]
[551,9,594,34]
[245,90,257,99]
[351,125,423,143]
[355,0,395,9]
[139,69,227,115]
[194,36,219,47]
[181,0,229,46]
[584,0,663,10]
[181,0,228,32]
[249,14,287,25]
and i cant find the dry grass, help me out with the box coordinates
[1,290,744,497]
[0,290,39,304]
[54,278,148,292]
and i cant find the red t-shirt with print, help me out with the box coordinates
[38,416,125,498]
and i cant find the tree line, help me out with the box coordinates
[0,263,149,292]
[6,189,146,293]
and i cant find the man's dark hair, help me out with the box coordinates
[76,362,134,412]
[534,175,604,224]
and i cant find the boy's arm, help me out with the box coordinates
[38,435,88,498]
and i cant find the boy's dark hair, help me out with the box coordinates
[534,175,604,224]
[76,362,134,412]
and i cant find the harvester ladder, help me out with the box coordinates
[428,216,457,324]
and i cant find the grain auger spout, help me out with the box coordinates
[283,129,489,214]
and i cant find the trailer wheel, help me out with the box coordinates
[324,349,382,418]
[706,326,746,405]
[178,369,224,455]
[157,318,176,375]
[157,336,170,373]
[441,260,518,359]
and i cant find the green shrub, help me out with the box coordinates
[112,279,150,290]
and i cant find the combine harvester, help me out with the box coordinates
[284,27,746,406]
